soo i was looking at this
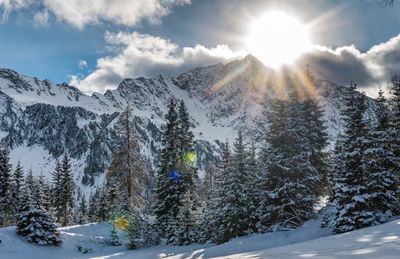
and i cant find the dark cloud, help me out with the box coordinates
[295,34,400,92]
[296,46,375,85]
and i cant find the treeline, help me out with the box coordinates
[0,151,75,244]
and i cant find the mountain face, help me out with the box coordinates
[0,56,378,194]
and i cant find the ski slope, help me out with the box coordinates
[1,218,399,258]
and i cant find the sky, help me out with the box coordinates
[1,0,400,95]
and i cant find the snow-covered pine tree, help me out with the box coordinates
[87,190,100,222]
[245,142,259,233]
[34,174,47,211]
[302,68,329,195]
[330,82,373,233]
[51,160,63,223]
[197,163,217,243]
[176,100,199,212]
[126,210,148,249]
[22,170,35,212]
[12,162,25,216]
[36,174,51,211]
[155,99,181,242]
[362,88,400,222]
[199,164,215,200]
[214,132,250,243]
[107,105,148,212]
[16,208,62,246]
[257,95,320,232]
[389,75,400,191]
[105,180,118,213]
[199,142,229,243]
[175,100,200,244]
[60,153,75,226]
[110,225,121,246]
[96,188,111,221]
[257,99,288,232]
[19,178,34,214]
[175,191,198,245]
[74,195,88,224]
[16,166,62,245]
[0,143,13,227]
[155,99,200,245]
[177,100,194,155]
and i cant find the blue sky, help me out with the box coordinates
[1,0,400,94]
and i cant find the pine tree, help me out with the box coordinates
[88,191,99,222]
[330,83,374,233]
[60,153,75,226]
[126,210,151,249]
[105,180,118,213]
[197,163,218,243]
[13,162,25,215]
[303,102,329,193]
[257,97,320,232]
[35,175,46,210]
[0,143,13,227]
[215,133,250,243]
[362,89,400,222]
[177,100,195,155]
[110,225,121,246]
[175,192,198,245]
[176,100,200,244]
[96,189,110,221]
[389,75,400,208]
[107,105,148,212]
[155,99,200,245]
[21,170,35,212]
[245,142,259,232]
[36,174,51,211]
[74,195,88,224]
[51,161,63,223]
[389,75,400,168]
[205,141,230,243]
[155,99,182,241]
[25,169,34,192]
[17,208,62,246]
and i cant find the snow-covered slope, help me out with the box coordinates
[0,55,378,195]
[1,218,399,258]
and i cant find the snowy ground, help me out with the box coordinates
[0,219,399,258]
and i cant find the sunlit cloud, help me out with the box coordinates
[70,31,245,94]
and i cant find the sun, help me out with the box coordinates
[245,11,311,68]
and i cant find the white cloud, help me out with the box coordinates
[0,0,33,21]
[78,59,88,70]
[69,31,245,94]
[0,0,191,29]
[33,9,48,27]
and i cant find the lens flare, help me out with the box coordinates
[169,169,181,181]
[184,151,197,166]
[114,217,130,231]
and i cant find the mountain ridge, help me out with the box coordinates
[0,56,378,195]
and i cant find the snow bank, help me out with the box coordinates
[1,219,399,258]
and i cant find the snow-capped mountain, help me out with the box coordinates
[0,55,378,194]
